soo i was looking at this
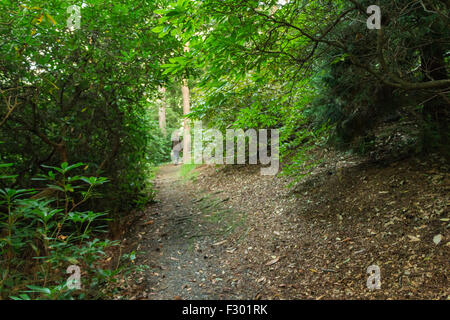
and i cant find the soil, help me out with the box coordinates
[121,153,449,300]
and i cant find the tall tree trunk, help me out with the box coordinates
[182,44,191,164]
[158,86,167,137]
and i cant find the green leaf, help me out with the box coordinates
[25,285,51,295]
[151,25,164,33]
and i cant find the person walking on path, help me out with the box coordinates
[171,128,183,165]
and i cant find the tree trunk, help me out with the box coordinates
[182,44,191,164]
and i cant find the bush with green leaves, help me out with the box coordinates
[0,0,182,217]
[0,162,139,300]
[153,0,449,175]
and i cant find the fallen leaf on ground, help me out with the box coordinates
[407,235,420,242]
[433,234,442,245]
[213,240,227,246]
[265,256,280,266]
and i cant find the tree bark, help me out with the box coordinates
[182,44,191,164]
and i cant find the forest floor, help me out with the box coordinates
[120,152,449,300]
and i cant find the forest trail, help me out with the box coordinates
[127,164,250,300]
[124,156,448,300]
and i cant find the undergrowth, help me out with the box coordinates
[0,162,145,300]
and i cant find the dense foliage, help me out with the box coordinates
[0,0,178,299]
[154,0,449,166]
[0,0,181,215]
[0,161,143,299]
[0,0,448,299]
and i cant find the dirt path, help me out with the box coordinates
[129,165,250,300]
[123,156,448,300]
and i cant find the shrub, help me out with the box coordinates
[0,162,138,300]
